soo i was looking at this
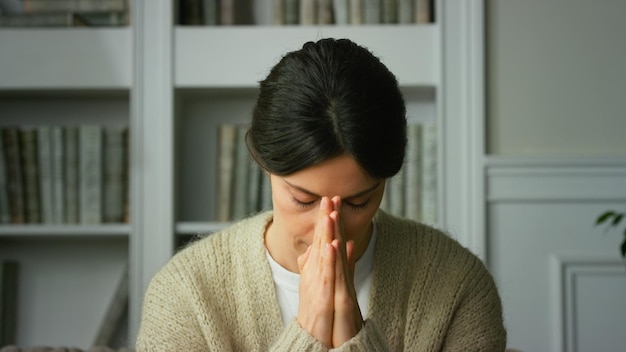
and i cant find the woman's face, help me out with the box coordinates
[266,154,385,273]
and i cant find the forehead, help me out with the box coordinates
[281,154,378,198]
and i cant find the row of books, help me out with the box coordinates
[0,125,129,225]
[215,124,272,222]
[381,121,438,225]
[179,0,433,26]
[0,0,129,27]
[215,122,438,224]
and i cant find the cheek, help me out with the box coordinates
[343,209,377,242]
[273,196,317,242]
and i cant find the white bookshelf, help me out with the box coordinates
[0,0,487,348]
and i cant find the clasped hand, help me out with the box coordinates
[296,196,364,348]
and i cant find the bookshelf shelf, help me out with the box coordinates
[0,224,130,238]
[175,25,439,88]
[0,28,132,89]
[175,221,229,236]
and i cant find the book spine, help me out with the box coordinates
[381,0,397,24]
[317,0,333,24]
[0,132,10,224]
[64,127,79,224]
[349,0,362,24]
[247,159,261,215]
[332,0,349,25]
[219,0,234,25]
[299,0,316,24]
[363,0,380,24]
[51,126,65,224]
[2,128,25,224]
[414,0,431,24]
[398,0,413,23]
[388,163,405,218]
[231,125,250,220]
[216,124,237,222]
[404,123,422,221]
[103,126,126,223]
[37,126,53,224]
[284,0,299,24]
[0,261,19,346]
[19,127,40,224]
[420,121,437,225]
[79,125,103,224]
[202,0,219,25]
[272,0,284,25]
[22,0,126,13]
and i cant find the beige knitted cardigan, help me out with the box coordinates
[136,211,506,351]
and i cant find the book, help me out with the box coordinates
[93,265,129,347]
[0,261,19,347]
[332,0,349,25]
[219,0,234,25]
[284,0,299,24]
[260,171,272,211]
[349,0,362,24]
[231,125,250,220]
[103,126,126,223]
[414,0,431,24]
[179,0,203,25]
[0,132,9,224]
[247,159,262,215]
[37,126,54,224]
[19,127,41,224]
[299,0,315,24]
[21,0,127,13]
[216,124,237,222]
[64,127,79,224]
[398,0,413,23]
[272,0,284,25]
[79,125,103,224]
[420,121,437,224]
[202,0,218,25]
[381,0,397,24]
[404,123,422,221]
[317,0,333,24]
[51,126,65,224]
[363,0,380,24]
[388,163,405,217]
[2,127,25,224]
[0,11,127,27]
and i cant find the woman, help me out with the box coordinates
[136,38,506,351]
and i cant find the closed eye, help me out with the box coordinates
[292,197,317,209]
[345,199,371,211]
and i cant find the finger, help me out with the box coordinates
[297,244,312,272]
[346,240,356,282]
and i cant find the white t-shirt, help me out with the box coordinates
[266,222,377,327]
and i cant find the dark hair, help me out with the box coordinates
[247,38,406,179]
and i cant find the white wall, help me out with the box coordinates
[486,1,626,351]
[487,0,626,156]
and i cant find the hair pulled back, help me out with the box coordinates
[247,38,407,179]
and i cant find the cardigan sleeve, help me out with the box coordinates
[330,319,390,352]
[135,264,232,352]
[440,260,507,352]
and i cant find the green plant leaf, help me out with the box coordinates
[596,211,616,225]
[612,213,624,227]
[621,239,626,258]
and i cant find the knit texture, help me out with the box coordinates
[136,211,506,351]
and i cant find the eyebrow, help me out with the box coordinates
[282,179,382,200]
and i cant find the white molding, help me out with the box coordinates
[486,157,626,202]
[129,0,175,342]
[550,252,625,352]
[441,0,486,261]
